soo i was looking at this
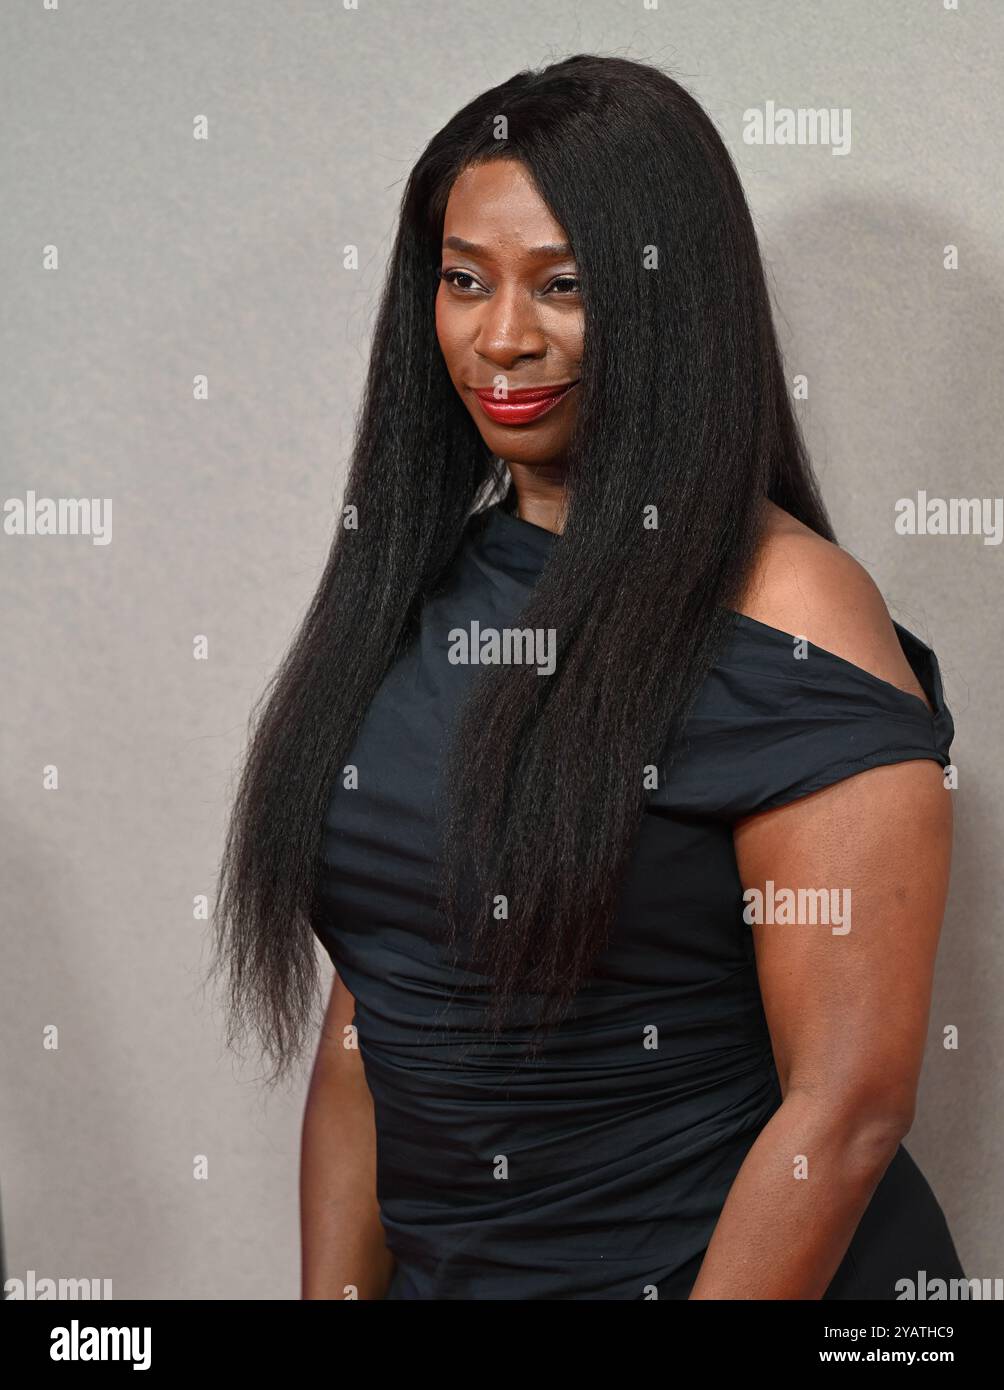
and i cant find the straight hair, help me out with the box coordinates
[209,54,835,1085]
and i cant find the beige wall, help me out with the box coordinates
[1,0,1000,1298]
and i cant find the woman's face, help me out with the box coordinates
[435,158,584,472]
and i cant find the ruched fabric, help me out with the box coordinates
[310,499,963,1299]
[652,612,954,819]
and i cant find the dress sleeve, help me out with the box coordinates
[648,616,955,823]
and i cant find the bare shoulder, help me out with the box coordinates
[737,500,932,711]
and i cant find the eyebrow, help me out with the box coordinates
[442,235,574,259]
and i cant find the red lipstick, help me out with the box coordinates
[473,381,579,425]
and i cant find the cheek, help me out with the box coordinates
[435,300,473,397]
[537,305,585,366]
[434,287,455,347]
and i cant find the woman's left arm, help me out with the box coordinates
[688,753,953,1299]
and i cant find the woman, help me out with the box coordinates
[211,54,965,1299]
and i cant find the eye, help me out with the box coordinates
[437,268,582,297]
[437,268,485,293]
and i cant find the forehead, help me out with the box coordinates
[442,160,572,258]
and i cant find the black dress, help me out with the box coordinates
[310,498,965,1300]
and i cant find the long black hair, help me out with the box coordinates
[209,53,835,1085]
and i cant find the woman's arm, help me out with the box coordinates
[689,528,953,1299]
[690,756,952,1298]
[300,972,396,1299]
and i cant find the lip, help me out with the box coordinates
[472,380,579,425]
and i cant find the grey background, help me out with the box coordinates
[1,0,1000,1299]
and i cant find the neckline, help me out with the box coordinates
[473,498,559,576]
[475,501,946,725]
[490,496,561,550]
[727,610,943,721]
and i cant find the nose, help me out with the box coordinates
[474,283,548,369]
